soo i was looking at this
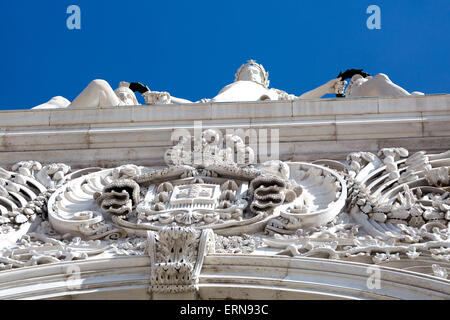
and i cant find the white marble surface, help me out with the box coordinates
[0,255,447,300]
[0,95,449,168]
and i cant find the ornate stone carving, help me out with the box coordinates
[0,161,65,233]
[346,149,450,239]
[1,143,448,286]
[43,128,346,238]
[249,175,295,215]
[214,234,263,254]
[264,163,347,235]
[164,129,257,169]
[262,148,450,277]
[94,179,140,216]
[0,227,109,270]
[135,176,249,230]
[146,226,214,293]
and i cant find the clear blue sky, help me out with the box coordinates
[0,0,448,110]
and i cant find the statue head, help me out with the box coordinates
[235,60,270,88]
[115,82,139,105]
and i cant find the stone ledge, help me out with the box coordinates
[0,95,448,168]
[1,94,448,128]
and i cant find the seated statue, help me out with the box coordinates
[33,80,140,109]
[345,73,424,98]
[144,60,347,104]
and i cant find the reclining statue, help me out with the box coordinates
[32,80,140,109]
[344,73,424,98]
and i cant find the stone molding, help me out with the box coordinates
[0,95,449,168]
[0,255,447,300]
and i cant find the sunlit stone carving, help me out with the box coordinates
[3,89,450,300]
[345,73,424,97]
[147,226,215,294]
[145,60,347,104]
[33,80,139,109]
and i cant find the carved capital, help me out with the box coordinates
[147,226,215,294]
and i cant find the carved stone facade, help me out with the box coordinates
[0,96,449,300]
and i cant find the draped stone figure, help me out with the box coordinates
[144,60,348,105]
[32,60,425,109]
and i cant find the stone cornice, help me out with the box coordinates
[0,95,449,168]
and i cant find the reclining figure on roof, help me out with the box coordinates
[343,73,424,98]
[32,80,140,109]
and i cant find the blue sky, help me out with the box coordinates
[0,0,448,110]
